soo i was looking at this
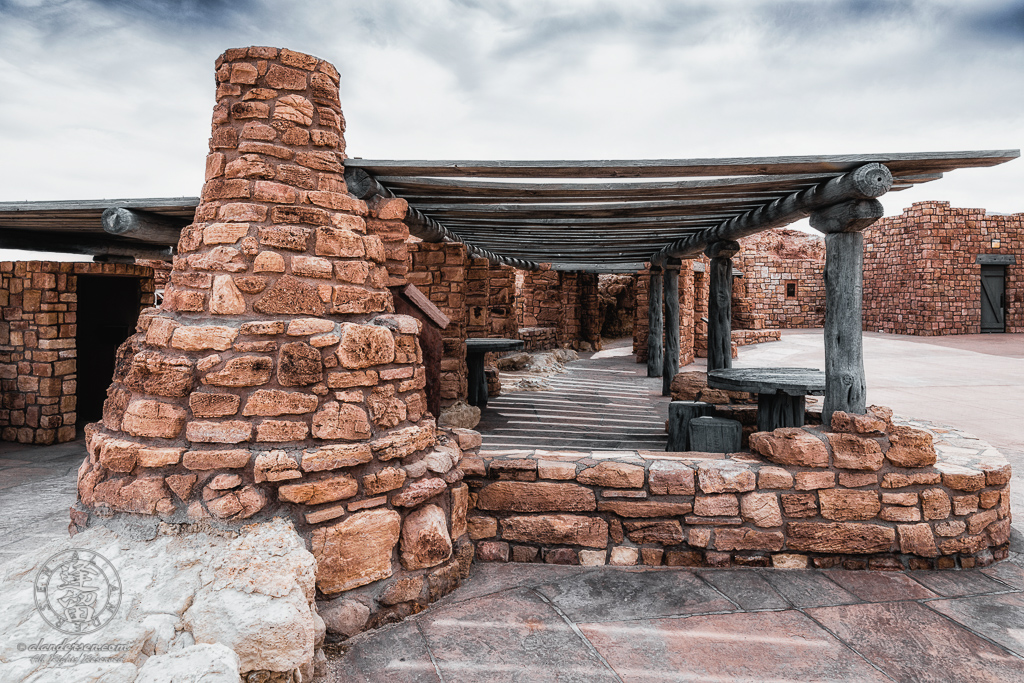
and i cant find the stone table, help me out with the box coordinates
[466,338,525,409]
[707,367,825,432]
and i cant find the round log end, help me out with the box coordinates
[101,206,134,235]
[850,163,893,199]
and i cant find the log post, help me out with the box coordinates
[662,258,681,396]
[647,265,663,377]
[810,198,884,427]
[705,240,740,371]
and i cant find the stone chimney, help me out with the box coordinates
[74,47,474,626]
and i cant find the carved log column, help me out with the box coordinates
[647,265,663,377]
[662,258,681,396]
[72,48,475,621]
[705,240,740,371]
[811,199,885,427]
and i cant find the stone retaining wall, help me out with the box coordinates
[462,408,1011,570]
[0,261,156,444]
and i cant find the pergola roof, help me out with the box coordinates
[346,150,1018,271]
[0,150,1016,269]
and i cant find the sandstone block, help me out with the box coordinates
[596,500,693,517]
[298,444,373,472]
[243,389,319,416]
[537,459,577,480]
[451,484,469,539]
[467,515,498,540]
[741,492,783,527]
[786,522,895,554]
[287,317,335,336]
[749,428,828,467]
[209,275,246,315]
[391,477,447,507]
[665,550,703,567]
[987,517,1011,546]
[476,541,509,562]
[401,504,453,570]
[882,492,918,506]
[363,467,407,495]
[936,463,986,492]
[979,461,1011,486]
[897,523,938,557]
[952,495,980,516]
[882,471,941,488]
[315,226,365,257]
[648,460,695,495]
[254,275,325,316]
[609,547,639,566]
[370,424,435,460]
[693,494,739,517]
[886,426,936,467]
[123,352,193,398]
[312,401,371,441]
[99,438,140,472]
[938,534,988,556]
[166,473,197,501]
[183,449,250,470]
[380,576,425,606]
[623,520,683,545]
[579,549,607,566]
[253,251,286,272]
[170,325,238,351]
[818,489,881,521]
[313,509,401,594]
[185,420,252,444]
[697,463,756,493]
[879,506,921,522]
[935,520,967,536]
[781,493,819,518]
[189,392,241,418]
[279,474,358,505]
[830,410,887,434]
[828,432,883,471]
[838,472,877,488]
[795,471,835,490]
[253,451,301,483]
[967,508,999,535]
[980,490,1001,509]
[122,400,187,439]
[715,528,784,552]
[256,420,309,442]
[368,385,407,428]
[138,447,184,468]
[576,461,645,488]
[757,466,794,489]
[333,323,397,372]
[500,515,608,548]
[203,356,273,387]
[772,554,809,569]
[476,481,596,512]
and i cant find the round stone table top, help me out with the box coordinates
[465,338,525,355]
[707,367,825,396]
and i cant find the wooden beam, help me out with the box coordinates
[346,167,541,271]
[650,163,894,264]
[0,231,173,260]
[662,259,681,396]
[647,266,664,378]
[102,207,185,244]
[344,150,1017,179]
[705,241,740,371]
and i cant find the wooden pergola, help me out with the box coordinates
[0,149,1017,424]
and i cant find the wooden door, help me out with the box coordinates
[980,265,1005,333]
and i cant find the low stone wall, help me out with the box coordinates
[519,326,559,351]
[732,329,782,346]
[462,408,1011,570]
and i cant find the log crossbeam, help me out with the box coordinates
[345,167,542,271]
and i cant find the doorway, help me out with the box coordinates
[75,275,142,422]
[980,265,1006,333]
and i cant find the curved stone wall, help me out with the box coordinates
[463,407,1011,570]
[72,47,473,639]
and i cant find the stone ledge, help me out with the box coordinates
[464,412,1011,570]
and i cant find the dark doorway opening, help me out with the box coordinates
[76,275,142,422]
[980,265,1006,333]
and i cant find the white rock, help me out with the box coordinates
[135,643,240,682]
[437,401,480,429]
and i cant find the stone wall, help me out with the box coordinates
[72,47,476,640]
[515,269,585,349]
[733,229,826,330]
[863,202,1024,335]
[463,407,1011,569]
[0,261,156,444]
[466,259,518,340]
[407,241,468,405]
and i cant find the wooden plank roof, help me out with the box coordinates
[346,150,1018,269]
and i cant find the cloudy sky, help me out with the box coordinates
[0,0,1021,259]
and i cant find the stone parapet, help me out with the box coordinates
[463,412,1010,570]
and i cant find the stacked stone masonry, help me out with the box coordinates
[464,407,1011,570]
[0,262,156,445]
[864,202,1023,335]
[72,48,477,640]
[633,262,697,365]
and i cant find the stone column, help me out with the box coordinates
[705,240,740,371]
[73,48,474,619]
[811,199,884,427]
[662,258,680,396]
[647,266,663,377]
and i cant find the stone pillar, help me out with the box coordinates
[662,258,680,396]
[811,199,884,427]
[73,48,475,626]
[705,241,740,371]
[580,272,602,351]
[647,266,663,377]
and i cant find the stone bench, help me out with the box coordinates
[461,407,1011,570]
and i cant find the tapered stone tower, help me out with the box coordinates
[73,47,474,629]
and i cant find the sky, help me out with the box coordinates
[0,0,1022,260]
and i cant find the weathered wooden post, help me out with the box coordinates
[662,258,681,396]
[647,265,663,377]
[811,198,885,427]
[705,240,740,371]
